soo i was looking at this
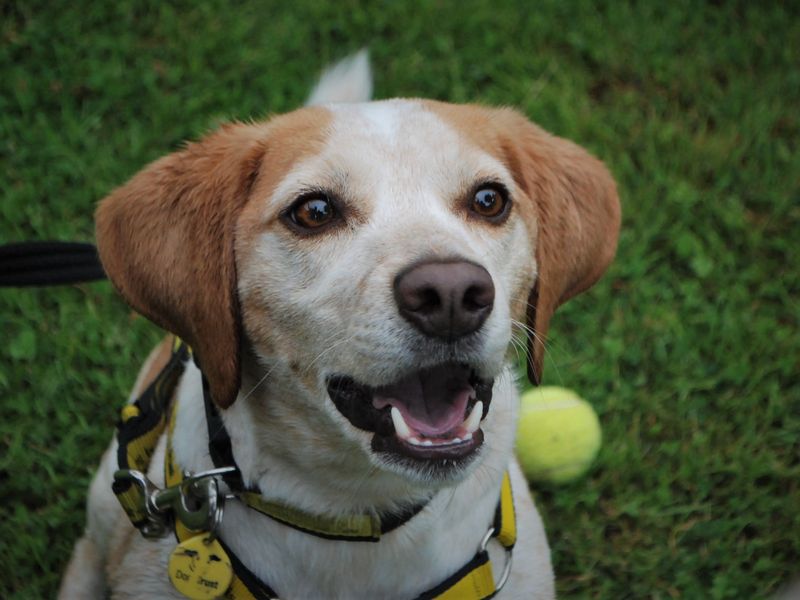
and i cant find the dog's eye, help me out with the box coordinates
[289,195,337,230]
[471,186,509,220]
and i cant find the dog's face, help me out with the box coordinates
[235,101,534,481]
[96,100,619,489]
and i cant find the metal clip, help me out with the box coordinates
[114,466,236,540]
[479,526,514,594]
[114,469,170,538]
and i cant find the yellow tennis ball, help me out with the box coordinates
[516,386,601,484]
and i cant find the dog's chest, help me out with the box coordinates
[128,375,505,599]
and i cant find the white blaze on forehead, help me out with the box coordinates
[262,100,516,225]
[331,100,411,141]
[323,100,515,215]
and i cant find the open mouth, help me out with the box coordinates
[327,363,493,467]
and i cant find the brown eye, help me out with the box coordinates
[471,186,509,220]
[290,195,336,230]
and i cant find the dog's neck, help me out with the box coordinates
[172,360,518,516]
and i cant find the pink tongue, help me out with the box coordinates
[373,364,473,436]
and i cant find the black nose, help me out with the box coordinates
[394,260,495,341]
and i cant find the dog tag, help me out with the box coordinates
[168,534,233,599]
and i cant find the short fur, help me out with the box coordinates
[60,55,619,599]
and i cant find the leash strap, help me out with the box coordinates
[0,241,106,286]
[112,338,190,529]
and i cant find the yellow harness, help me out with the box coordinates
[113,338,516,599]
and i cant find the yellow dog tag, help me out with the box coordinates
[168,534,233,599]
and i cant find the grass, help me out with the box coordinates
[1,1,798,597]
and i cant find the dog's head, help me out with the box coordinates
[96,100,619,488]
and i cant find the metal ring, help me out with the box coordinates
[184,466,237,484]
[495,547,514,593]
[479,526,495,552]
[477,525,514,595]
[204,481,226,543]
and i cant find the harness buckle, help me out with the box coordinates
[479,526,514,594]
[113,469,171,539]
[114,466,236,540]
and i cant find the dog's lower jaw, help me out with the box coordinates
[230,355,501,501]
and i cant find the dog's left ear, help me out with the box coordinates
[496,110,621,385]
[96,124,267,409]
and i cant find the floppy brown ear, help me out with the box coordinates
[95,124,267,408]
[496,110,621,385]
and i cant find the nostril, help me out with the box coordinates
[404,285,441,314]
[417,287,441,313]
[463,284,494,311]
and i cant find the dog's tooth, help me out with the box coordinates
[463,432,473,441]
[421,440,433,447]
[463,401,483,434]
[453,437,462,444]
[391,407,412,439]
[409,437,422,445]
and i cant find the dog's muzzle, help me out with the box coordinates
[328,258,497,470]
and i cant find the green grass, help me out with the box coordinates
[2,1,798,598]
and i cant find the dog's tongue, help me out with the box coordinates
[373,364,473,436]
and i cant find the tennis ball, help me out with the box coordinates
[516,386,601,484]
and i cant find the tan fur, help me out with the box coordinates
[426,102,621,383]
[130,337,174,397]
[96,108,332,409]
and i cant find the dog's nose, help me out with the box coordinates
[394,260,495,340]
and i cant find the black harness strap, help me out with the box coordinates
[414,550,492,600]
[220,536,281,600]
[202,375,247,492]
[116,342,190,471]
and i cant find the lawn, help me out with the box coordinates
[1,1,798,598]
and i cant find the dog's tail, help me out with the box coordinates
[306,49,372,105]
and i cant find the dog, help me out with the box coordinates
[59,52,620,599]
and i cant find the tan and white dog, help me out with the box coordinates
[60,53,620,599]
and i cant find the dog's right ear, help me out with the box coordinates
[492,110,621,386]
[95,124,267,409]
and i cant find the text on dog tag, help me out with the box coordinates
[168,534,233,599]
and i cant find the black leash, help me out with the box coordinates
[0,241,106,287]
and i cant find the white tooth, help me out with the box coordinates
[464,401,483,434]
[422,440,433,447]
[391,407,411,439]
[453,437,462,444]
[463,432,473,441]
[409,437,422,445]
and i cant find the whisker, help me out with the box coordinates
[299,332,357,378]
[342,464,381,511]
[510,317,571,385]
[240,362,280,402]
